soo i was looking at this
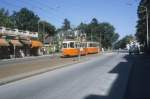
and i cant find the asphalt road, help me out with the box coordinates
[0,52,134,99]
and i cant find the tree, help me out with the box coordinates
[77,18,119,48]
[38,21,56,42]
[90,18,98,26]
[114,35,134,49]
[39,21,56,36]
[136,0,150,45]
[61,18,71,30]
[111,33,120,44]
[11,8,40,31]
[0,8,13,27]
[88,18,99,41]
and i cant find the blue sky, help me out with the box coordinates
[0,0,139,38]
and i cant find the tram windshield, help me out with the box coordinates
[70,42,75,48]
[62,43,67,48]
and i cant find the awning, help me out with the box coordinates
[0,39,9,46]
[31,40,43,48]
[10,40,23,47]
[20,40,31,45]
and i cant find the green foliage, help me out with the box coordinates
[61,18,71,30]
[77,18,119,48]
[11,8,40,31]
[39,21,56,35]
[0,7,57,43]
[38,21,56,42]
[0,8,13,27]
[0,7,119,49]
[114,35,134,49]
[136,0,150,44]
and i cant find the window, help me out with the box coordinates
[19,30,22,32]
[90,43,93,47]
[75,43,78,48]
[0,28,2,32]
[70,42,74,48]
[63,43,67,48]
[6,29,10,30]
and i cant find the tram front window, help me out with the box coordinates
[70,42,74,48]
[63,43,67,48]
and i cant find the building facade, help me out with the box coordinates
[0,27,43,59]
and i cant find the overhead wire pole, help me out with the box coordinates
[140,6,149,48]
[146,7,149,48]
[91,33,92,41]
[78,30,81,61]
[1,0,64,24]
[43,21,45,43]
[99,32,101,53]
[38,20,40,34]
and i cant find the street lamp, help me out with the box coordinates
[38,20,45,43]
[140,6,149,48]
[99,32,101,48]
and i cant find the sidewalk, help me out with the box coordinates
[0,53,101,85]
[125,54,150,99]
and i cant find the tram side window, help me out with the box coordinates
[90,43,93,47]
[70,42,74,48]
[63,43,67,48]
[75,43,78,48]
[93,43,96,47]
[89,43,97,47]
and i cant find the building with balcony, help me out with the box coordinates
[0,26,43,59]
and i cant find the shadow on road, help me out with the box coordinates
[124,54,150,99]
[84,54,137,99]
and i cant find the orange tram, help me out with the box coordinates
[61,40,100,57]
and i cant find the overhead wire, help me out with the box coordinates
[17,0,65,20]
[0,0,64,25]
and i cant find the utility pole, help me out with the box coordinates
[78,30,81,61]
[38,20,40,33]
[91,32,93,41]
[38,20,45,43]
[140,6,149,48]
[43,21,45,43]
[146,7,149,48]
[99,32,101,53]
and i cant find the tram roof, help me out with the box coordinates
[63,40,78,43]
[86,41,99,43]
